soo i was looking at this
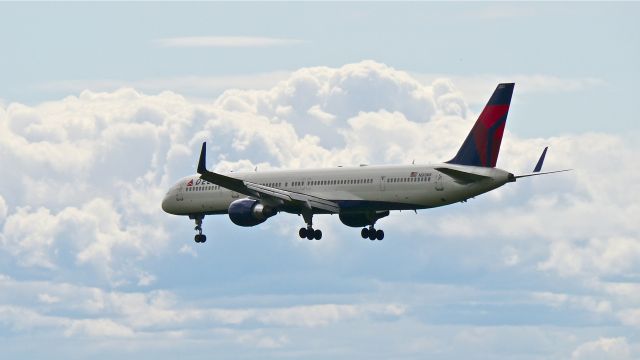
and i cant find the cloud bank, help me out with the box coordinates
[0,60,638,359]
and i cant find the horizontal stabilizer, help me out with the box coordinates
[515,169,572,179]
[435,167,491,184]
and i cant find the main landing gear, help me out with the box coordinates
[361,226,384,241]
[298,211,322,240]
[192,215,207,243]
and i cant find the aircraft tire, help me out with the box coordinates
[306,230,315,240]
[368,230,376,241]
[361,228,369,239]
[299,227,307,238]
[376,230,384,241]
[314,229,322,240]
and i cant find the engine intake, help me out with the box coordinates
[228,199,277,227]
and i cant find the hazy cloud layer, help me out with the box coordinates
[154,36,306,48]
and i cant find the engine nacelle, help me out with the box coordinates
[339,210,390,228]
[228,199,276,227]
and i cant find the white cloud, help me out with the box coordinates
[154,36,305,48]
[255,303,406,328]
[64,318,135,338]
[37,293,60,304]
[178,244,198,258]
[1,198,169,283]
[1,59,636,287]
[571,337,631,360]
[532,292,612,315]
[0,195,6,222]
[0,60,638,358]
[539,237,640,277]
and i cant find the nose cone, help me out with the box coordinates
[162,193,176,214]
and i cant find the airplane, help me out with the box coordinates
[162,83,569,243]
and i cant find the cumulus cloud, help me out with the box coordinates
[1,198,168,283]
[1,60,636,284]
[0,60,638,357]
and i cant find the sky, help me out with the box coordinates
[0,2,639,359]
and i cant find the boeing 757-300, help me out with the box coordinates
[162,83,569,243]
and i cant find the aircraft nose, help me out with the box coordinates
[161,193,174,214]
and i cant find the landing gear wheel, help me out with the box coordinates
[368,230,376,241]
[375,230,384,241]
[192,215,206,244]
[361,228,369,239]
[300,212,321,240]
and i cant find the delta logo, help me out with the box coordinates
[187,179,194,187]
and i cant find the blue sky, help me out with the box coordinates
[1,2,639,359]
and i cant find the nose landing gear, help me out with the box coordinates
[191,215,207,243]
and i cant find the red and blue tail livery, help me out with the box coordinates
[447,83,514,168]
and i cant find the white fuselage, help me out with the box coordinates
[161,163,511,216]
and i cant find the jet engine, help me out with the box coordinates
[228,199,277,227]
[338,210,390,228]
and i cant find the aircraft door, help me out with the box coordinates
[435,174,444,191]
[176,184,184,201]
[379,176,386,191]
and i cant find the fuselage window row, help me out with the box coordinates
[197,179,379,190]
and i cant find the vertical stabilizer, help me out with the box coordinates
[447,83,514,167]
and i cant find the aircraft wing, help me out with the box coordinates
[196,143,340,213]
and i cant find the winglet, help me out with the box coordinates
[197,142,208,174]
[533,146,548,173]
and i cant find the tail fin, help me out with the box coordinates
[447,83,514,168]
